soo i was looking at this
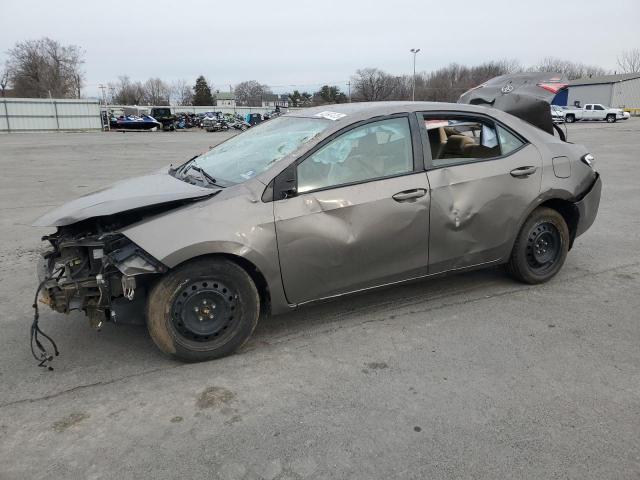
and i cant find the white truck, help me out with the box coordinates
[563,103,629,123]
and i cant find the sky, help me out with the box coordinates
[1,0,639,98]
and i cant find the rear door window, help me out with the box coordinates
[423,116,501,167]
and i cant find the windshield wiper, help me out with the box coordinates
[187,164,220,187]
[177,158,224,188]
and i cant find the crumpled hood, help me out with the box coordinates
[458,72,568,135]
[33,169,217,227]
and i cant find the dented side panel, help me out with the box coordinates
[426,144,543,273]
[121,182,290,313]
[274,173,430,304]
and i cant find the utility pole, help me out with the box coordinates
[410,48,421,101]
[98,84,109,131]
[98,84,107,104]
[347,81,351,103]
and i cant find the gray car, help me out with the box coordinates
[33,89,601,363]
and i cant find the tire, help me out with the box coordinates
[146,258,260,362]
[506,207,569,284]
[606,114,616,123]
[565,114,575,123]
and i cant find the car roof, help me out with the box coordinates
[284,101,503,123]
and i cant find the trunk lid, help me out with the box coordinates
[458,72,568,135]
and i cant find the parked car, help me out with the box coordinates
[32,81,601,364]
[563,104,627,123]
[550,105,565,123]
[149,107,176,131]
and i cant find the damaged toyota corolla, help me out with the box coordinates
[33,73,601,365]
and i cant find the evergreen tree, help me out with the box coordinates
[192,76,213,105]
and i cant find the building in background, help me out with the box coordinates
[261,93,279,109]
[276,94,289,109]
[566,73,640,109]
[215,92,236,108]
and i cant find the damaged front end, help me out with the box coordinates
[38,227,166,329]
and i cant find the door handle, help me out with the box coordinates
[392,188,427,202]
[510,166,538,177]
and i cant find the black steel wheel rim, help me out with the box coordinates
[526,222,561,274]
[171,280,238,342]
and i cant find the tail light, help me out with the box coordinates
[537,82,568,94]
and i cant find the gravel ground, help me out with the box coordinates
[0,121,638,479]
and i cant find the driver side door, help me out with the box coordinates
[272,115,430,305]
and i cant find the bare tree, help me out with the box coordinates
[111,75,145,105]
[142,77,171,105]
[234,80,272,106]
[6,37,84,98]
[531,57,608,80]
[351,68,403,101]
[407,60,520,102]
[171,79,193,105]
[0,63,9,97]
[617,48,640,73]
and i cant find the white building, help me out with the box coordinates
[215,92,236,108]
[568,73,640,109]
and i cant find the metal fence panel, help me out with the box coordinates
[0,98,102,132]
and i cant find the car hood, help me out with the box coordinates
[33,169,218,227]
[458,72,568,135]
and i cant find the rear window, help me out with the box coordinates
[424,115,524,167]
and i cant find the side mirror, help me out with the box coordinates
[273,164,297,200]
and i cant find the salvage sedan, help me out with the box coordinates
[33,81,601,363]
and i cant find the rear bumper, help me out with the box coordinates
[575,173,602,238]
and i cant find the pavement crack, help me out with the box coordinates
[0,365,181,410]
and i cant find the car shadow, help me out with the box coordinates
[25,266,513,369]
[247,266,513,348]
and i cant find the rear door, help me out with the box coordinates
[584,104,595,120]
[273,115,430,304]
[419,112,542,273]
[592,104,606,120]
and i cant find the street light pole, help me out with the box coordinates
[410,48,421,101]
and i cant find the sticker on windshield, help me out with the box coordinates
[240,170,256,180]
[315,111,347,121]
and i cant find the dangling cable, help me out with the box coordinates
[31,269,62,370]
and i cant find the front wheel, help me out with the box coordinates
[506,207,569,284]
[147,258,260,362]
[606,114,616,123]
[565,114,575,123]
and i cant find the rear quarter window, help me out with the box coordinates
[496,125,525,155]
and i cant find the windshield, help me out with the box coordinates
[195,116,331,185]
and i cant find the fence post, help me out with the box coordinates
[53,100,60,130]
[2,99,10,133]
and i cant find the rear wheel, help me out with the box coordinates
[565,114,575,123]
[147,258,260,362]
[606,114,616,123]
[506,207,569,284]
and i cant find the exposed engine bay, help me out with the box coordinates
[38,217,167,331]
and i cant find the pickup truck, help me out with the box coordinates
[563,104,628,123]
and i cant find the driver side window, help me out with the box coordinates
[297,117,413,193]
